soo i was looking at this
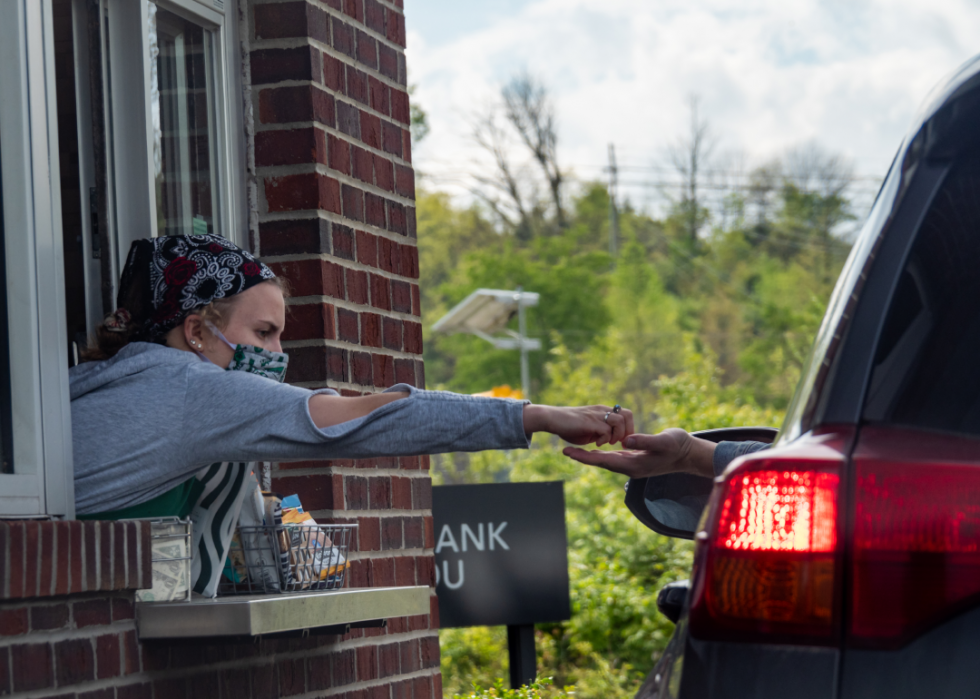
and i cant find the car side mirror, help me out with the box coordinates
[623,427,779,540]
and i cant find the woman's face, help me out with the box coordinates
[196,282,286,367]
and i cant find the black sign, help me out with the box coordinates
[433,481,571,628]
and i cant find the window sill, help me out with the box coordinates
[136,585,431,639]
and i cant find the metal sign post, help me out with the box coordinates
[433,482,570,689]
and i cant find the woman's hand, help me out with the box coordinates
[523,404,634,447]
[562,428,716,478]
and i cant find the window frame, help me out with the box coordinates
[96,0,246,308]
[0,0,75,518]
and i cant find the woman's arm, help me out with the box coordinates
[310,392,633,446]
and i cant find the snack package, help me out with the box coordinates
[280,499,349,587]
[233,481,281,592]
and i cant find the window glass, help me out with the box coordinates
[149,5,220,237]
[864,155,980,434]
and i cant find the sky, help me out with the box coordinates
[404,0,980,218]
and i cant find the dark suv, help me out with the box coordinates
[630,54,980,699]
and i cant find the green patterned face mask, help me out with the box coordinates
[205,322,288,383]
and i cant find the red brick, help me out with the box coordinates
[347,66,369,105]
[328,134,351,175]
[319,175,343,214]
[265,173,317,212]
[259,85,312,124]
[332,17,355,58]
[261,218,330,256]
[391,89,410,125]
[403,244,420,278]
[351,351,374,385]
[413,674,433,699]
[368,76,390,116]
[28,603,66,631]
[387,200,407,235]
[364,0,385,33]
[54,521,70,596]
[377,642,400,678]
[112,597,135,622]
[400,455,420,471]
[307,653,332,691]
[360,111,381,149]
[375,155,394,192]
[273,474,344,512]
[421,635,440,669]
[56,638,95,685]
[391,476,412,509]
[114,523,127,590]
[342,184,364,222]
[399,639,421,673]
[281,302,336,342]
[381,517,403,550]
[323,53,345,92]
[394,358,415,386]
[416,359,425,387]
[379,43,398,81]
[96,633,121,679]
[434,673,444,699]
[343,0,364,23]
[365,193,386,228]
[352,145,373,184]
[255,129,317,168]
[22,523,39,598]
[356,645,377,682]
[369,274,390,311]
[370,558,395,587]
[356,29,378,69]
[253,2,309,40]
[337,308,360,343]
[413,479,433,510]
[404,516,424,549]
[332,649,356,688]
[395,164,414,198]
[84,522,97,593]
[312,88,337,127]
[345,476,368,510]
[356,230,378,267]
[391,280,411,314]
[403,128,413,164]
[361,312,382,347]
[372,353,395,387]
[69,521,83,595]
[252,663,278,699]
[404,320,422,354]
[12,643,52,691]
[415,551,436,587]
[289,345,348,383]
[385,9,405,45]
[346,269,369,305]
[0,608,28,636]
[424,515,435,548]
[394,556,415,586]
[279,658,306,696]
[0,650,8,697]
[411,284,421,316]
[337,101,361,139]
[123,630,140,675]
[368,476,392,510]
[78,689,114,699]
[357,517,381,552]
[251,46,319,84]
[118,683,152,699]
[382,317,402,351]
[73,598,111,627]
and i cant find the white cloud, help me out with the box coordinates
[406,0,980,212]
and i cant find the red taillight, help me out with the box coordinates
[851,459,980,646]
[690,453,843,644]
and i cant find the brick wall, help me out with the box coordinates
[244,0,438,697]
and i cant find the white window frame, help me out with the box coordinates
[87,0,247,308]
[0,0,75,518]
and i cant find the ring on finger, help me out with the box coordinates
[604,411,611,423]
[613,404,622,414]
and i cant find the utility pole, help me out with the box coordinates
[607,143,619,259]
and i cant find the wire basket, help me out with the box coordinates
[135,517,193,603]
[219,523,357,595]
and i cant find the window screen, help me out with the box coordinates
[864,156,980,435]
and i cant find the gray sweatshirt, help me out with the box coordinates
[70,342,529,515]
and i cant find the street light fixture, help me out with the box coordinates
[431,288,541,400]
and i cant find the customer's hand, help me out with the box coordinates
[562,428,716,478]
[523,404,634,447]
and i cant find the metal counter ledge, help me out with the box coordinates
[136,586,432,639]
